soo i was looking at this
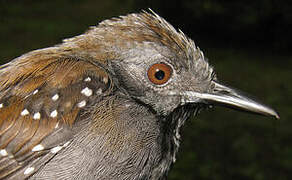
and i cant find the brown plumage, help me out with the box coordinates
[0,10,278,179]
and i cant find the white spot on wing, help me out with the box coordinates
[63,141,70,147]
[21,109,29,116]
[0,149,8,156]
[50,146,62,153]
[33,112,41,120]
[96,88,102,95]
[33,89,39,95]
[55,122,59,129]
[0,103,3,108]
[32,144,44,152]
[81,87,93,97]
[50,110,58,118]
[103,76,108,84]
[77,100,86,108]
[52,94,59,101]
[24,167,35,175]
[84,77,91,82]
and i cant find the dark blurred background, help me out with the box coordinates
[0,0,291,179]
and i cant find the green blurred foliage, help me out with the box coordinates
[0,0,291,179]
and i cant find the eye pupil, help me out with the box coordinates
[155,70,165,80]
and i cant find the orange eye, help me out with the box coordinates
[147,63,172,85]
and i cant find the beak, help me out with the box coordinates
[180,81,279,119]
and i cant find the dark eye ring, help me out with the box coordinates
[147,63,172,85]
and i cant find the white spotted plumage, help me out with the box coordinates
[50,146,62,153]
[63,141,71,147]
[33,112,41,120]
[52,94,59,101]
[55,122,59,129]
[24,167,35,175]
[32,144,44,152]
[84,77,91,82]
[21,109,29,116]
[77,100,86,108]
[96,88,102,95]
[81,87,93,97]
[0,149,8,156]
[103,77,108,84]
[50,110,58,118]
[33,89,39,95]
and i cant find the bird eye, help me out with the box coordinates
[147,63,172,85]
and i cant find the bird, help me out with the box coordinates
[0,10,279,180]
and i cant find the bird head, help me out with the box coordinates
[65,10,279,119]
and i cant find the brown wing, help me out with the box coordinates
[0,48,111,179]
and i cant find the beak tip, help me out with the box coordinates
[265,107,280,119]
[262,107,279,119]
[274,112,280,119]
